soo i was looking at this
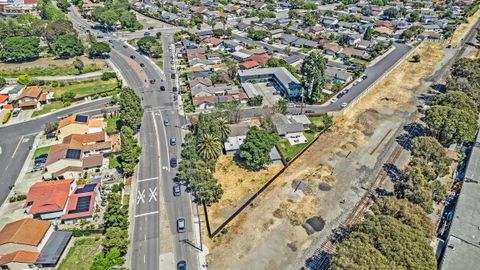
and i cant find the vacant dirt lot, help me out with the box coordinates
[450,9,480,45]
[0,56,107,72]
[205,42,446,270]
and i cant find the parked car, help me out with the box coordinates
[12,108,21,117]
[164,119,170,126]
[170,156,177,168]
[140,63,145,67]
[341,102,348,108]
[176,218,185,233]
[160,86,165,91]
[177,260,186,270]
[148,26,154,30]
[123,45,127,48]
[305,110,314,114]
[330,97,338,103]
[130,55,135,59]
[171,74,176,79]
[173,183,181,196]
[150,79,156,84]
[144,32,151,36]
[170,137,177,146]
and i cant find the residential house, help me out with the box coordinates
[192,93,248,110]
[24,179,76,220]
[57,114,104,140]
[250,52,271,66]
[268,29,284,39]
[339,47,371,60]
[0,95,8,110]
[0,218,72,270]
[326,67,353,84]
[202,37,224,50]
[61,183,101,224]
[44,132,112,178]
[231,51,251,62]
[374,26,394,37]
[223,123,249,155]
[222,40,243,52]
[272,113,306,138]
[324,42,342,56]
[15,86,47,110]
[279,34,297,45]
[341,33,362,46]
[240,60,259,70]
[238,67,302,97]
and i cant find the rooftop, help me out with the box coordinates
[35,231,72,266]
[0,218,51,246]
[24,179,74,215]
[0,250,39,266]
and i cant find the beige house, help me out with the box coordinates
[15,86,48,110]
[56,114,104,140]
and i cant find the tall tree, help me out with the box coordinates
[364,26,373,40]
[104,227,130,254]
[88,41,111,58]
[0,37,39,62]
[119,87,144,130]
[425,105,478,145]
[57,0,71,12]
[120,126,141,176]
[434,91,478,117]
[53,34,84,58]
[301,51,327,102]
[240,127,278,170]
[137,36,157,55]
[44,19,76,48]
[197,134,222,161]
[216,118,230,141]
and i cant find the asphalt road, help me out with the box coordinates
[70,9,199,269]
[0,97,111,205]
[288,42,412,114]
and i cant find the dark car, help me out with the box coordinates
[176,218,185,233]
[150,79,156,84]
[130,55,136,59]
[160,86,166,91]
[170,137,177,146]
[164,119,170,126]
[304,110,314,114]
[172,86,178,92]
[170,156,177,168]
[171,73,176,79]
[173,182,181,196]
[148,26,154,30]
[140,63,145,67]
[177,260,186,270]
[123,45,127,48]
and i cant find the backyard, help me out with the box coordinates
[43,79,118,98]
[57,237,102,270]
[276,132,316,162]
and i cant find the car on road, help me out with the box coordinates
[130,55,135,59]
[177,260,186,270]
[171,74,176,79]
[144,32,151,36]
[150,79,156,84]
[148,26,154,30]
[164,119,170,126]
[97,35,104,38]
[341,102,348,108]
[361,74,368,80]
[123,45,127,48]
[170,156,177,168]
[173,182,181,196]
[160,86,165,91]
[172,86,178,92]
[330,97,338,103]
[305,110,314,114]
[170,137,177,146]
[176,218,185,233]
[140,63,145,67]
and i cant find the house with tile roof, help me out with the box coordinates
[24,179,76,220]
[61,183,100,224]
[15,86,48,110]
[56,114,104,140]
[0,218,72,270]
[44,132,112,178]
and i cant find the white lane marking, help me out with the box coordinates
[148,187,157,202]
[162,166,168,170]
[137,177,158,183]
[137,189,146,205]
[12,136,25,157]
[134,211,159,218]
[151,112,170,172]
[144,255,146,264]
[144,234,146,241]
[0,146,2,155]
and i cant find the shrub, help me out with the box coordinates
[2,111,11,124]
[61,91,75,102]
[102,72,117,81]
[17,74,32,85]
[51,80,59,87]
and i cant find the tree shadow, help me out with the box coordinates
[383,163,401,183]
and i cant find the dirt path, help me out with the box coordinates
[204,42,446,270]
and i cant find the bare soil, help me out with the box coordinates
[450,9,480,45]
[0,56,107,70]
[205,42,446,270]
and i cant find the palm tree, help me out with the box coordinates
[216,117,230,141]
[197,134,222,160]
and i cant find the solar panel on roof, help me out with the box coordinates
[75,115,88,123]
[75,183,96,194]
[68,196,91,214]
[65,149,81,159]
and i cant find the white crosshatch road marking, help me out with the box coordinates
[137,189,146,205]
[148,187,158,202]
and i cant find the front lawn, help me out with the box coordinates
[43,79,118,99]
[277,132,316,162]
[109,156,121,169]
[33,146,50,159]
[32,101,67,117]
[57,237,102,270]
[106,117,121,133]
[349,58,370,66]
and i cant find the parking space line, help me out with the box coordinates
[137,177,158,183]
[134,211,159,218]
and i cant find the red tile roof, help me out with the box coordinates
[24,179,74,215]
[17,86,42,100]
[0,250,39,265]
[250,53,271,66]
[82,154,103,169]
[0,95,8,104]
[240,60,259,69]
[61,183,99,221]
[3,104,13,110]
[0,218,51,246]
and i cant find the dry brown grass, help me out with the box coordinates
[0,56,107,70]
[450,9,480,44]
[209,155,284,226]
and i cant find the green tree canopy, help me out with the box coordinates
[90,248,126,270]
[104,227,130,254]
[240,127,278,170]
[197,133,223,161]
[44,19,76,48]
[119,87,144,130]
[53,34,84,58]
[301,51,327,102]
[57,0,71,12]
[104,193,129,230]
[434,91,478,117]
[120,125,141,176]
[137,36,157,55]
[425,105,478,146]
[88,42,111,58]
[0,37,39,62]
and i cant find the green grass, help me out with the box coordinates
[349,58,370,66]
[308,115,326,127]
[57,237,102,270]
[106,117,121,133]
[276,132,316,162]
[33,146,50,159]
[0,64,100,77]
[32,101,67,117]
[44,79,118,98]
[109,156,121,169]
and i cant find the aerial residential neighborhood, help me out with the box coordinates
[0,0,480,270]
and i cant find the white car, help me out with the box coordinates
[330,97,338,103]
[341,102,348,108]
